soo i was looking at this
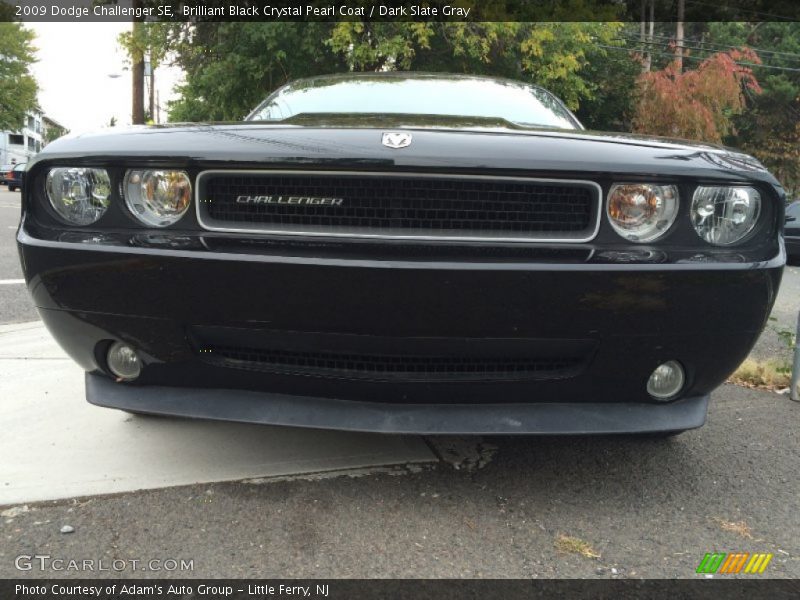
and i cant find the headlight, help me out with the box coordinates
[691,186,761,245]
[46,168,111,225]
[123,170,192,227]
[606,183,679,242]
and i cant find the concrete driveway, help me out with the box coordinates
[0,321,435,505]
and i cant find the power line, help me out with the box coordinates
[617,36,800,66]
[612,36,800,73]
[684,0,796,22]
[595,43,800,74]
[619,31,800,62]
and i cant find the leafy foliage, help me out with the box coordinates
[707,23,800,195]
[43,123,68,144]
[329,22,624,110]
[632,48,762,142]
[0,22,39,132]
[153,22,623,122]
[118,21,171,71]
[166,23,347,122]
[574,23,641,131]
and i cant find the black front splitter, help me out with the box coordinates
[86,373,708,435]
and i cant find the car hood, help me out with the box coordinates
[36,117,779,186]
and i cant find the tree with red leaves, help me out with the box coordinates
[633,48,762,143]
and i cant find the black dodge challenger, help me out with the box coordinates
[17,73,786,435]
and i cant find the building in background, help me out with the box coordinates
[42,116,68,144]
[0,108,45,165]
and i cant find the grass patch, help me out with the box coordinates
[713,517,753,539]
[728,358,791,390]
[554,534,600,558]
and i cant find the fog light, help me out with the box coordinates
[647,360,684,400]
[107,342,141,381]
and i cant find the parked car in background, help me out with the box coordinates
[7,163,26,191]
[17,73,785,436]
[786,200,800,263]
[0,165,13,186]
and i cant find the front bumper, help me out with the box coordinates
[87,373,709,435]
[19,226,783,434]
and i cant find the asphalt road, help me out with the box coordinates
[1,384,798,579]
[0,189,37,324]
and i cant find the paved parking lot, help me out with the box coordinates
[1,188,798,578]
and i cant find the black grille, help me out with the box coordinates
[203,345,584,382]
[198,172,597,240]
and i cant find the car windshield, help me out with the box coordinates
[246,76,580,130]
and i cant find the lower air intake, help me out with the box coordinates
[201,345,585,382]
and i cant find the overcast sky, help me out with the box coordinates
[27,22,184,134]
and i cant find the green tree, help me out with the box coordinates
[166,23,347,121]
[574,23,641,130]
[0,22,39,132]
[707,22,800,196]
[329,22,625,111]
[154,22,626,122]
[43,123,68,144]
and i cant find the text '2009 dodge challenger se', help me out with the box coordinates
[17,73,785,435]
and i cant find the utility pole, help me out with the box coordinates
[131,0,145,125]
[148,55,155,122]
[675,0,685,72]
[640,0,654,73]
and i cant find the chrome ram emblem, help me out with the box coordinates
[382,132,412,149]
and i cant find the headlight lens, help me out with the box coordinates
[691,186,761,245]
[124,170,192,227]
[607,184,679,242]
[46,168,111,225]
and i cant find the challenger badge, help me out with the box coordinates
[236,195,344,206]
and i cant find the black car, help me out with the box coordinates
[17,73,785,435]
[7,162,26,191]
[785,200,800,263]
